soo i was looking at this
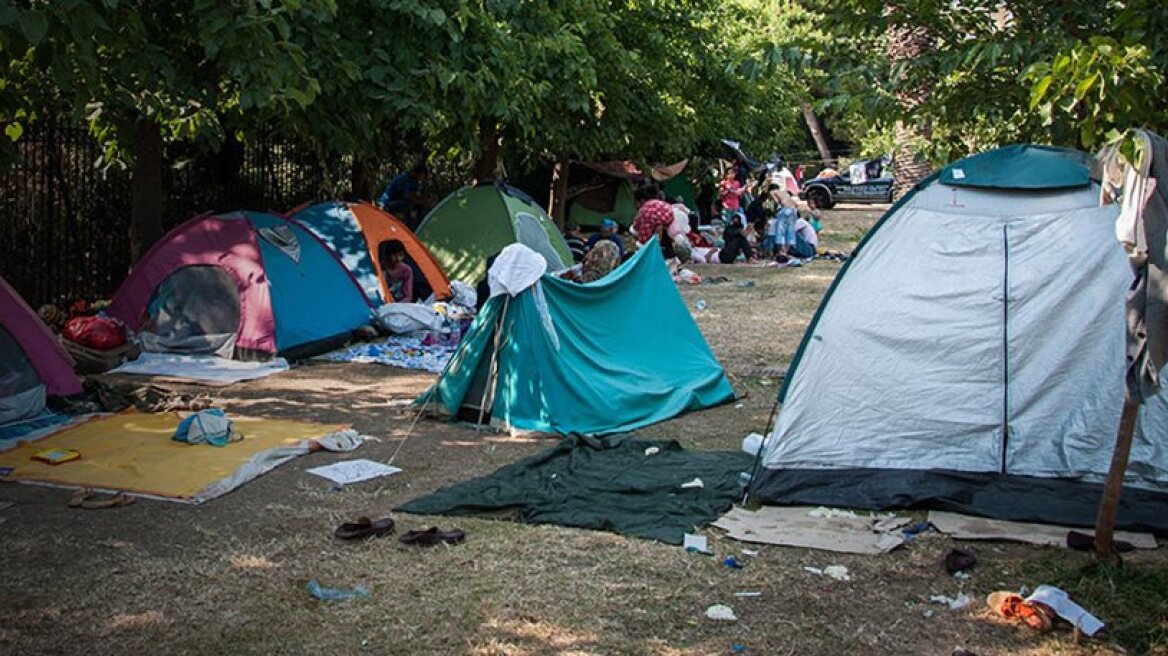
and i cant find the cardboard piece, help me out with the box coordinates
[928,510,1158,550]
[712,506,909,554]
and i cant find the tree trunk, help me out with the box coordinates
[548,156,569,229]
[473,119,501,183]
[886,5,936,200]
[1094,397,1141,561]
[130,118,164,263]
[350,156,377,201]
[801,101,833,166]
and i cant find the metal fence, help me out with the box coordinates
[0,121,351,307]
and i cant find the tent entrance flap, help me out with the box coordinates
[0,324,46,424]
[139,265,241,358]
[457,332,497,423]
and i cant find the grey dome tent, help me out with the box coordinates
[749,144,1168,533]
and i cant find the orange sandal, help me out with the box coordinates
[987,591,1054,632]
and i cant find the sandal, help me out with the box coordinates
[398,527,466,546]
[68,490,135,509]
[987,591,1054,632]
[334,516,395,540]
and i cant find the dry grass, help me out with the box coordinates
[0,206,1163,655]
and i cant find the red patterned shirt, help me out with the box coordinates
[633,199,675,243]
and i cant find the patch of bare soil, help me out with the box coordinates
[1,206,1160,655]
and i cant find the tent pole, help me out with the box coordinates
[1093,396,1141,561]
[475,296,509,435]
[741,393,782,505]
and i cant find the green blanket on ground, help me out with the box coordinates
[397,435,752,544]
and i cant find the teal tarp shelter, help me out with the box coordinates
[423,239,735,435]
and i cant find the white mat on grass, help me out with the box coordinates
[110,353,290,385]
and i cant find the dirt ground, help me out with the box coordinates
[2,206,1165,655]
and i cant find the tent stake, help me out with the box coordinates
[1093,396,1141,561]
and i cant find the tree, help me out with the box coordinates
[806,1,1168,164]
[1,1,334,258]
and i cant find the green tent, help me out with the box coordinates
[417,183,572,285]
[661,175,697,211]
[567,177,637,228]
[421,239,735,435]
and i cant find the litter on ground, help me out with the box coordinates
[305,459,402,486]
[705,604,737,621]
[306,579,369,602]
[930,592,973,610]
[683,533,711,554]
[805,565,851,581]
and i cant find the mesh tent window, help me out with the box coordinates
[139,265,242,357]
[0,324,40,398]
[514,212,568,272]
[0,324,45,424]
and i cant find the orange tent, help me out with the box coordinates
[291,201,451,305]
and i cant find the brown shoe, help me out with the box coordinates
[334,516,395,540]
[399,527,466,546]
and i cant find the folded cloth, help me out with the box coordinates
[173,409,242,447]
[314,429,365,452]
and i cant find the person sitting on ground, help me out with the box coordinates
[750,219,768,253]
[377,162,434,229]
[379,239,414,303]
[718,168,745,224]
[577,240,621,283]
[585,218,624,257]
[791,215,819,259]
[632,184,677,259]
[717,215,754,264]
[563,222,587,262]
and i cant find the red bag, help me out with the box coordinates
[63,316,126,351]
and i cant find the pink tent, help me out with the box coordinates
[0,276,82,397]
[109,213,278,355]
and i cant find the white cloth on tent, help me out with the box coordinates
[486,243,560,350]
[110,353,290,384]
[488,243,547,298]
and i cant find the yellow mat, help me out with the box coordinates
[0,412,345,500]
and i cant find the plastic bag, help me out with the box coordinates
[62,316,126,350]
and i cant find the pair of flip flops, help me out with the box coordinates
[398,527,466,547]
[334,516,396,540]
[333,517,466,546]
[68,490,135,509]
[987,591,1056,632]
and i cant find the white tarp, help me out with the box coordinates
[110,353,290,385]
[761,181,1168,490]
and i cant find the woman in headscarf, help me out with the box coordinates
[578,240,621,283]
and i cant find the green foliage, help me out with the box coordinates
[1026,37,1161,149]
[1,0,810,179]
[802,0,1168,161]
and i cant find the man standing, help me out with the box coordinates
[377,162,433,229]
